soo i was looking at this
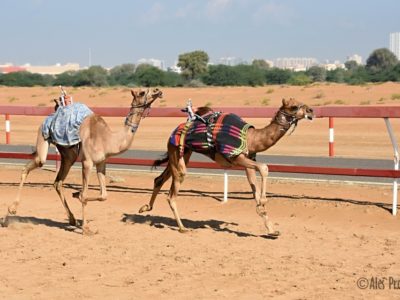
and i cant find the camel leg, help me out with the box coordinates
[139,150,192,214]
[53,145,79,227]
[2,127,49,226]
[73,161,108,202]
[163,145,189,232]
[78,159,96,235]
[96,161,107,201]
[245,167,261,203]
[233,154,279,237]
[138,165,171,213]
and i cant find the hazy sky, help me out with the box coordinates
[1,0,399,68]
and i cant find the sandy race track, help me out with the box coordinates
[0,165,399,299]
[0,84,400,299]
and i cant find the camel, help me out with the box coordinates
[2,88,163,234]
[139,98,314,238]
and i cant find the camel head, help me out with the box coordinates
[130,88,163,109]
[280,98,314,121]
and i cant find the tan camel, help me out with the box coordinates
[139,98,314,238]
[3,88,163,234]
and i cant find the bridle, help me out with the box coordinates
[273,104,307,134]
[125,90,155,132]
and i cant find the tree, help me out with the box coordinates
[234,64,265,86]
[288,72,312,86]
[306,66,327,82]
[265,68,292,84]
[326,68,346,83]
[108,64,135,86]
[73,66,108,86]
[345,60,358,71]
[54,70,79,86]
[366,48,398,74]
[344,65,369,85]
[252,59,270,70]
[0,71,52,87]
[177,50,209,81]
[134,64,164,87]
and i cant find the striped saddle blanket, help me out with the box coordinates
[169,112,253,159]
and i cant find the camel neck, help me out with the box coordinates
[125,108,147,133]
[247,122,287,153]
[247,110,299,153]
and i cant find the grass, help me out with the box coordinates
[8,97,18,103]
[359,100,371,105]
[334,99,346,105]
[391,93,400,100]
[266,88,274,94]
[261,98,270,106]
[314,91,325,99]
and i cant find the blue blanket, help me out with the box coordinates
[42,103,93,146]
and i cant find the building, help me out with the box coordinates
[0,63,80,75]
[389,32,400,60]
[137,58,165,70]
[0,64,26,73]
[217,56,245,66]
[23,63,80,75]
[346,54,362,65]
[275,57,318,71]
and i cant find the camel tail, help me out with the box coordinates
[152,152,169,170]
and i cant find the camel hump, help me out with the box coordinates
[41,103,93,146]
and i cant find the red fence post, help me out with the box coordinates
[329,117,334,157]
[5,114,10,144]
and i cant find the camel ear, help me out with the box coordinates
[282,98,289,107]
[131,89,136,99]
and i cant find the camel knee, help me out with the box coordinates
[178,171,186,183]
[53,180,63,193]
[34,155,46,167]
[259,164,269,177]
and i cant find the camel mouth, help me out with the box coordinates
[305,114,314,121]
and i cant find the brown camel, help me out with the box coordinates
[3,88,163,234]
[139,98,314,237]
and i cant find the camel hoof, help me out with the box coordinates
[69,218,79,227]
[0,217,9,228]
[178,228,190,234]
[264,231,280,239]
[8,206,17,215]
[138,205,151,213]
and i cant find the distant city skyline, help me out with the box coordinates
[0,0,399,68]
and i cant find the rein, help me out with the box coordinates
[273,104,305,135]
[125,90,154,132]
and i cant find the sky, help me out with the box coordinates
[0,0,399,68]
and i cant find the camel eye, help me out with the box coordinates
[291,105,299,111]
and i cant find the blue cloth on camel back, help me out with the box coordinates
[41,103,93,146]
[169,111,254,160]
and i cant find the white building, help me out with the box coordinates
[218,56,245,66]
[275,57,318,71]
[137,58,165,70]
[23,63,80,75]
[389,32,400,60]
[346,54,362,65]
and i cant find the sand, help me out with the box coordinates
[0,84,399,299]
